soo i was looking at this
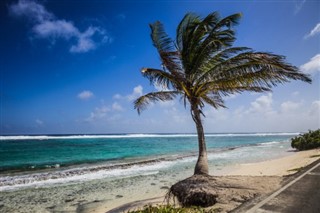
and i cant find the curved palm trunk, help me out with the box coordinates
[191,105,209,175]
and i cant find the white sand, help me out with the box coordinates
[100,149,320,212]
[0,149,319,213]
[224,149,320,176]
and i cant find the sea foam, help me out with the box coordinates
[0,158,176,191]
[0,132,300,140]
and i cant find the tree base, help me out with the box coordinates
[166,174,218,207]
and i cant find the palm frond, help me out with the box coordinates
[193,11,220,36]
[215,85,271,96]
[187,13,242,77]
[214,51,311,83]
[176,13,201,52]
[196,79,272,98]
[141,68,179,90]
[150,21,175,52]
[212,13,242,30]
[201,93,226,109]
[134,91,181,114]
[176,13,202,74]
[186,12,220,67]
[197,47,251,75]
[160,51,183,75]
[150,22,183,74]
[197,50,311,88]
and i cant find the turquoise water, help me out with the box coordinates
[0,133,298,191]
[0,133,296,172]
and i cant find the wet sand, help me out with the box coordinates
[0,149,319,213]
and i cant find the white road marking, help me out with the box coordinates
[246,161,320,213]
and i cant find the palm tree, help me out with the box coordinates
[134,12,311,175]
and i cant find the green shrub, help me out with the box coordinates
[291,129,320,151]
[128,205,219,213]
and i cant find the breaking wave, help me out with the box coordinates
[0,132,300,141]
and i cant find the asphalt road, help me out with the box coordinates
[234,159,320,213]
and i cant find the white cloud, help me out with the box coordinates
[70,36,95,53]
[112,102,124,111]
[133,85,143,96]
[33,20,78,39]
[113,85,143,102]
[127,85,143,101]
[9,0,111,53]
[204,94,274,131]
[280,101,302,113]
[80,92,319,133]
[78,90,94,100]
[9,0,53,22]
[247,93,274,114]
[163,107,190,125]
[86,105,110,122]
[203,95,320,133]
[304,23,320,39]
[309,100,320,116]
[300,54,320,74]
[70,27,107,53]
[205,108,229,122]
[85,101,125,123]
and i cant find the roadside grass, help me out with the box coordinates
[127,205,221,213]
[287,167,304,172]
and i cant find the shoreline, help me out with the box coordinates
[0,148,319,213]
[0,140,291,191]
[106,148,320,213]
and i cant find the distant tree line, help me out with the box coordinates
[291,129,320,151]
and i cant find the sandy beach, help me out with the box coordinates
[1,148,319,213]
[106,149,320,213]
[225,149,320,176]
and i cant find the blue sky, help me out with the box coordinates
[0,0,319,134]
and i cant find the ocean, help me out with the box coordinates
[0,133,299,191]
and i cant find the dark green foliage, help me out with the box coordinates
[291,129,320,151]
[128,205,219,213]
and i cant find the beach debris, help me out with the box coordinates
[65,198,75,203]
[160,186,169,190]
